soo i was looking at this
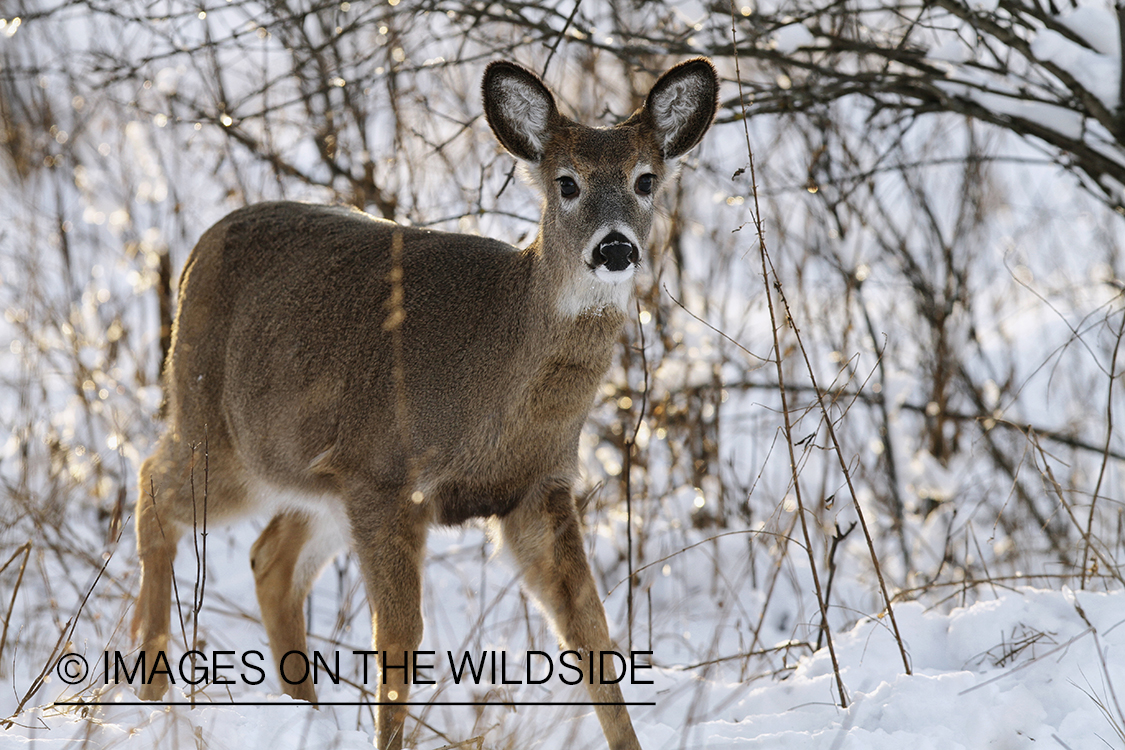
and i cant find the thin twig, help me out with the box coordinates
[728,0,849,707]
[0,541,32,675]
[605,528,793,598]
[1031,433,1125,586]
[4,525,123,724]
[761,250,913,675]
[958,627,1094,696]
[623,294,650,649]
[1080,298,1125,588]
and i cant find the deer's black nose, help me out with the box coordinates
[594,232,639,272]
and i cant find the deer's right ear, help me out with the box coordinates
[483,61,558,163]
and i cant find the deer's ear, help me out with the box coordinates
[643,58,718,160]
[483,61,558,163]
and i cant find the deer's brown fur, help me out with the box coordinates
[132,58,717,750]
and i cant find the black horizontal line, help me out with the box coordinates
[53,700,655,707]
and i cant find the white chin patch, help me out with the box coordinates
[594,264,636,284]
[558,268,635,317]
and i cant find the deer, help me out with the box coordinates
[131,58,717,750]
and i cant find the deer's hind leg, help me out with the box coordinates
[499,483,643,750]
[250,506,346,703]
[132,432,248,700]
[132,439,185,701]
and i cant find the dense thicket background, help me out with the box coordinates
[2,0,1123,747]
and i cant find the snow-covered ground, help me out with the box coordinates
[2,514,1122,749]
[5,586,1123,749]
[3,2,1125,749]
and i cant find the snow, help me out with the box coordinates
[2,513,1123,750]
[3,3,1125,749]
[1059,6,1121,57]
[1030,28,1120,111]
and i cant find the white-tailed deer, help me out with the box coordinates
[132,58,717,749]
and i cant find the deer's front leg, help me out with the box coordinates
[347,487,429,750]
[500,484,643,750]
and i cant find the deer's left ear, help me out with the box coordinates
[642,58,719,160]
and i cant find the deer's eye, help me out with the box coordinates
[557,176,579,199]
[635,173,655,196]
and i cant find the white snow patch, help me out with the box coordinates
[5,588,1123,748]
[1031,28,1119,110]
[1059,6,1120,57]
